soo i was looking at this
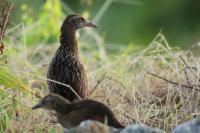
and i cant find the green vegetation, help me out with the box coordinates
[13,0,200,48]
[0,0,200,132]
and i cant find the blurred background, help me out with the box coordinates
[11,0,200,51]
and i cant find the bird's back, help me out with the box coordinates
[72,99,124,128]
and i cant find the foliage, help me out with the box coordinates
[20,0,64,44]
[14,0,200,47]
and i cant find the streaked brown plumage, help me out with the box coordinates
[47,14,97,101]
[32,93,124,129]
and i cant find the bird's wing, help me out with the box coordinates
[62,56,88,99]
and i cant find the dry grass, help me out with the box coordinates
[0,31,200,133]
[88,33,200,133]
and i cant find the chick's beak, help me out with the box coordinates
[84,21,97,28]
[32,102,43,110]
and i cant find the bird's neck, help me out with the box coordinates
[54,100,72,114]
[60,28,79,56]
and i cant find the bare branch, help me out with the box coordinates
[179,55,199,80]
[146,70,200,91]
[0,0,13,55]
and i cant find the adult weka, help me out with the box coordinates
[47,14,97,101]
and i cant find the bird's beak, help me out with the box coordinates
[32,102,43,110]
[84,21,97,28]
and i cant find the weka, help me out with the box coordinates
[47,14,97,101]
[32,93,124,129]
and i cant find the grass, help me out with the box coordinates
[0,22,200,133]
[0,1,200,132]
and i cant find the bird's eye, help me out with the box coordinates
[80,18,84,21]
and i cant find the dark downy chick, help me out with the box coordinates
[47,14,97,102]
[32,93,124,129]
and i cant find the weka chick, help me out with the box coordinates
[32,93,124,129]
[47,14,97,101]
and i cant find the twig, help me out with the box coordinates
[0,1,13,55]
[179,56,190,69]
[14,69,82,100]
[179,55,198,80]
[146,70,200,91]
[186,39,200,55]
[0,3,13,40]
[36,76,82,100]
[179,56,191,87]
[89,73,106,95]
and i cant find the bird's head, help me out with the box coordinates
[32,93,70,111]
[61,14,97,31]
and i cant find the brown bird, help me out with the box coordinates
[32,93,124,129]
[47,14,97,101]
